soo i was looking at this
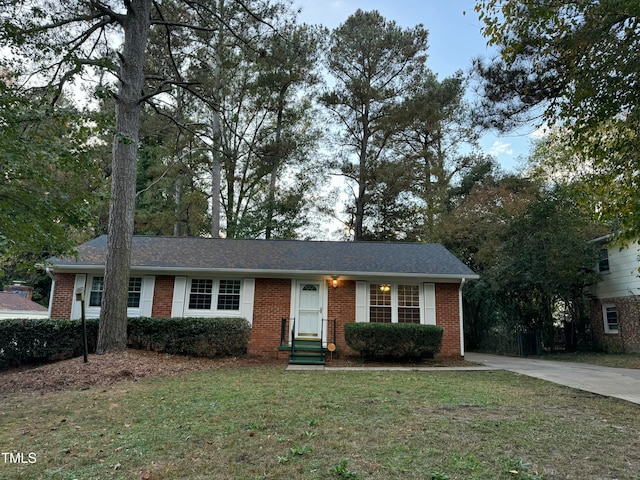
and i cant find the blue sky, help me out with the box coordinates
[295,0,539,172]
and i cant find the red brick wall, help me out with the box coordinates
[435,283,462,358]
[50,273,75,319]
[249,278,292,357]
[590,297,640,353]
[327,279,357,358]
[152,276,174,317]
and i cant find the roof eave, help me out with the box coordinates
[48,264,478,281]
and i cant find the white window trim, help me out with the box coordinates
[602,303,619,334]
[598,248,611,274]
[80,274,155,319]
[363,282,432,325]
[182,277,246,318]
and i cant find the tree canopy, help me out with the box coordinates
[474,0,640,240]
[0,81,101,274]
[0,3,611,356]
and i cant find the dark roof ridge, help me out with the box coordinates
[124,234,443,247]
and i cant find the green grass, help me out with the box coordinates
[537,352,640,369]
[2,366,640,479]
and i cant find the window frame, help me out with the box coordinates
[185,278,243,315]
[368,283,424,324]
[85,275,148,317]
[598,248,610,274]
[602,304,619,334]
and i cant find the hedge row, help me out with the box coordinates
[0,318,99,369]
[127,317,251,357]
[0,317,251,369]
[344,322,443,360]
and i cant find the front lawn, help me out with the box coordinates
[537,352,640,369]
[2,362,639,479]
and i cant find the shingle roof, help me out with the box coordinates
[0,292,48,312]
[49,235,478,279]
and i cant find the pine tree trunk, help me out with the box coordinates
[174,176,184,236]
[265,90,286,240]
[97,0,152,354]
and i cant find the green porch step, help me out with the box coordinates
[288,338,325,365]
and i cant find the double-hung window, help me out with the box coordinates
[88,276,142,308]
[187,279,241,312]
[369,283,423,324]
[603,304,619,334]
[369,284,392,323]
[89,276,105,307]
[397,284,421,324]
[598,248,610,273]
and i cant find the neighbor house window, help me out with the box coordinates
[598,248,610,273]
[89,276,142,308]
[603,304,619,334]
[188,279,241,311]
[369,283,422,324]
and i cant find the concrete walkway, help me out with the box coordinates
[466,352,640,405]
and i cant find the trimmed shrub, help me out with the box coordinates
[0,316,251,369]
[0,318,99,369]
[344,322,443,360]
[127,317,251,357]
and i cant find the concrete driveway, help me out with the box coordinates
[466,352,640,405]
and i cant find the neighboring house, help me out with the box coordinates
[590,235,640,353]
[47,236,478,359]
[0,283,48,320]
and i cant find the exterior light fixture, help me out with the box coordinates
[332,276,339,289]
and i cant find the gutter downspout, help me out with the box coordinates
[459,277,466,358]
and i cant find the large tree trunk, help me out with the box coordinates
[354,107,370,241]
[97,0,152,354]
[174,176,184,236]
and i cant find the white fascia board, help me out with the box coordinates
[50,265,479,282]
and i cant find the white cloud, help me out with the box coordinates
[489,141,514,157]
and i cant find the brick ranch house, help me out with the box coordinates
[47,236,478,359]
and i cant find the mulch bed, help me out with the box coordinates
[0,350,283,396]
[0,350,471,396]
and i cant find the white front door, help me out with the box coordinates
[296,282,322,338]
